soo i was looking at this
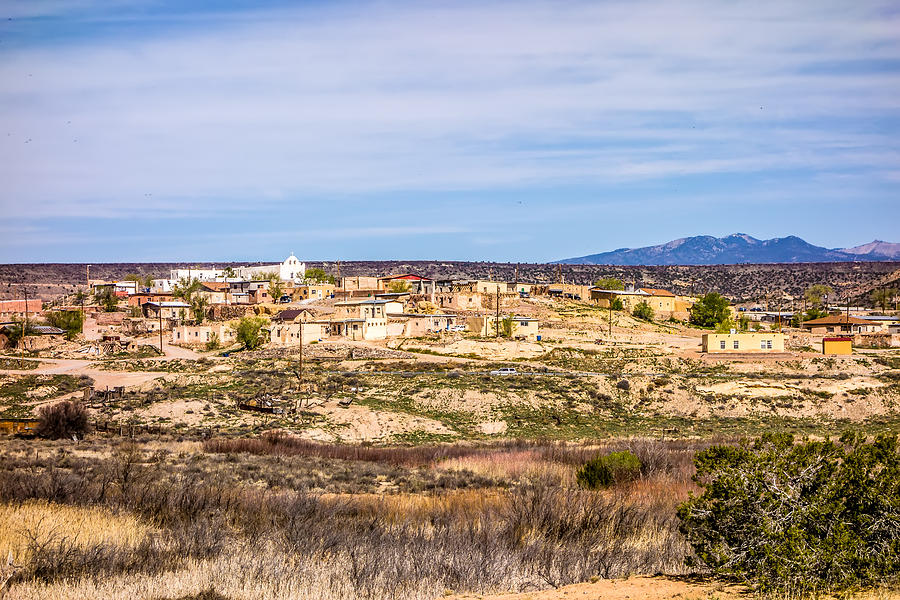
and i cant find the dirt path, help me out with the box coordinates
[448,575,747,600]
[0,357,166,390]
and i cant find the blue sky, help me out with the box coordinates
[1,0,899,262]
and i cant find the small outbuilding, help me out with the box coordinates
[823,337,852,355]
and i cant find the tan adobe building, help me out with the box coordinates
[340,276,380,291]
[0,299,43,321]
[548,283,592,301]
[801,315,881,335]
[142,301,192,320]
[386,313,457,337]
[467,315,540,340]
[269,321,330,346]
[294,283,335,301]
[702,332,785,353]
[171,323,236,346]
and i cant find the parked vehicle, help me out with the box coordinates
[278,295,292,304]
[490,367,518,376]
[448,325,466,332]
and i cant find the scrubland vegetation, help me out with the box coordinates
[0,435,706,599]
[1,430,896,599]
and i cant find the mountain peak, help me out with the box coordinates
[557,234,899,266]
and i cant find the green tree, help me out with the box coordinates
[190,295,209,324]
[594,277,625,290]
[632,301,654,321]
[205,331,220,351]
[678,432,900,597]
[871,287,897,312]
[387,280,411,293]
[222,266,236,278]
[689,292,731,328]
[304,268,335,284]
[268,276,284,302]
[610,297,624,311]
[173,277,201,302]
[804,284,833,309]
[94,287,119,312]
[230,316,269,350]
[500,315,517,338]
[3,318,36,346]
[45,310,84,340]
[737,313,750,331]
[576,451,642,489]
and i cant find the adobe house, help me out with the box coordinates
[701,332,785,353]
[142,301,192,320]
[467,315,540,340]
[268,321,330,346]
[801,315,880,335]
[171,323,237,346]
[386,313,458,337]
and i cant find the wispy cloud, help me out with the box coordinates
[1,0,898,260]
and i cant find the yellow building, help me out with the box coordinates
[823,337,852,355]
[294,283,335,300]
[702,332,785,353]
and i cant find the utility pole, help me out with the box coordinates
[298,320,304,385]
[158,308,163,355]
[609,298,613,340]
[495,284,500,338]
[23,286,28,334]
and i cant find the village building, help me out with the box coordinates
[269,321,330,346]
[801,315,881,335]
[340,276,380,291]
[701,332,786,353]
[378,274,434,295]
[548,283,592,301]
[823,337,853,355]
[0,299,43,321]
[142,301,192,321]
[194,282,229,305]
[294,283,335,301]
[467,315,540,340]
[127,292,174,308]
[171,323,236,346]
[386,313,458,337]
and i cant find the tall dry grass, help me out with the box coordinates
[0,500,148,566]
[0,436,715,599]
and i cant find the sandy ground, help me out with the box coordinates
[447,575,899,600]
[447,575,748,600]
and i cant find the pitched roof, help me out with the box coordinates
[802,315,871,326]
[200,282,229,292]
[639,288,676,297]
[273,308,316,322]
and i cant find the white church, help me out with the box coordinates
[167,253,307,283]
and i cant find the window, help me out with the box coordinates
[761,340,767,349]
[719,340,726,350]
[767,340,772,349]
[733,340,739,349]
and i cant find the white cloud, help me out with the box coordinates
[0,0,899,221]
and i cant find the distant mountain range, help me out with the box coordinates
[557,234,900,266]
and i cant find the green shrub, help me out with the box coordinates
[632,301,653,321]
[575,450,642,489]
[610,298,624,311]
[678,432,900,597]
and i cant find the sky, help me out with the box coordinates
[1,0,899,263]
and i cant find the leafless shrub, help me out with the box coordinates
[36,401,90,440]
